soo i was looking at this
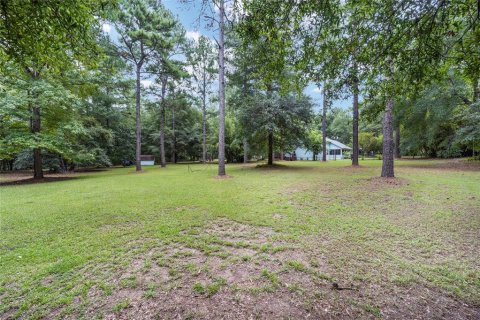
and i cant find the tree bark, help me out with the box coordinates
[217,0,226,176]
[352,76,359,166]
[381,99,395,177]
[159,77,167,167]
[268,131,273,165]
[243,138,248,163]
[474,77,479,103]
[171,101,176,163]
[202,83,207,164]
[322,84,327,162]
[135,65,142,172]
[394,124,401,159]
[32,105,43,179]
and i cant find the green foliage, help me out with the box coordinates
[0,0,110,72]
[400,75,471,158]
[113,0,181,68]
[327,108,352,145]
[238,92,313,157]
[358,132,382,155]
[304,127,323,157]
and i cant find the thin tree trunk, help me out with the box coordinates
[32,105,43,179]
[395,124,401,159]
[352,75,359,166]
[381,99,395,177]
[217,0,226,176]
[322,84,327,162]
[159,77,167,167]
[243,138,248,163]
[171,102,176,163]
[474,76,479,102]
[202,84,207,164]
[135,65,142,172]
[267,131,273,165]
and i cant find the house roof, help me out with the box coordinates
[326,138,351,150]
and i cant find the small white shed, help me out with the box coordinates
[140,155,155,166]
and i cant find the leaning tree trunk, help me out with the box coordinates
[352,75,359,166]
[381,99,395,177]
[32,105,43,179]
[267,131,273,165]
[394,124,401,159]
[159,77,167,167]
[135,65,142,172]
[243,138,248,164]
[322,84,328,162]
[217,0,226,176]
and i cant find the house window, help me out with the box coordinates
[329,149,341,155]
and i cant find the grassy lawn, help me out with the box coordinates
[1,159,479,319]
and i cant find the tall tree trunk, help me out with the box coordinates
[171,102,176,163]
[202,85,207,164]
[474,76,479,102]
[243,138,248,163]
[394,124,401,159]
[268,131,273,165]
[352,75,359,166]
[159,78,167,167]
[135,65,142,172]
[381,99,395,177]
[217,0,226,176]
[32,105,43,179]
[322,84,327,162]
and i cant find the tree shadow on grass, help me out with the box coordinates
[252,162,316,171]
[0,175,85,187]
[397,159,480,172]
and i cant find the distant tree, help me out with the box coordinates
[112,0,178,171]
[304,127,322,161]
[239,92,313,165]
[186,36,217,163]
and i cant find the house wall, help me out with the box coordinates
[295,148,315,160]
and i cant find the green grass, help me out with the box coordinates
[1,159,479,318]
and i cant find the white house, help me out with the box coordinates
[295,138,351,160]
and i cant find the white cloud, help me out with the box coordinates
[186,31,201,42]
[312,87,322,93]
[102,23,111,33]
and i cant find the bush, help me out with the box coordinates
[436,145,462,158]
[14,149,64,172]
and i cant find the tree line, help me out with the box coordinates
[0,0,478,179]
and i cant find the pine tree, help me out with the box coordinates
[113,0,179,171]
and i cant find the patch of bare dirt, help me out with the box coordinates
[213,175,234,179]
[46,219,480,319]
[364,176,409,190]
